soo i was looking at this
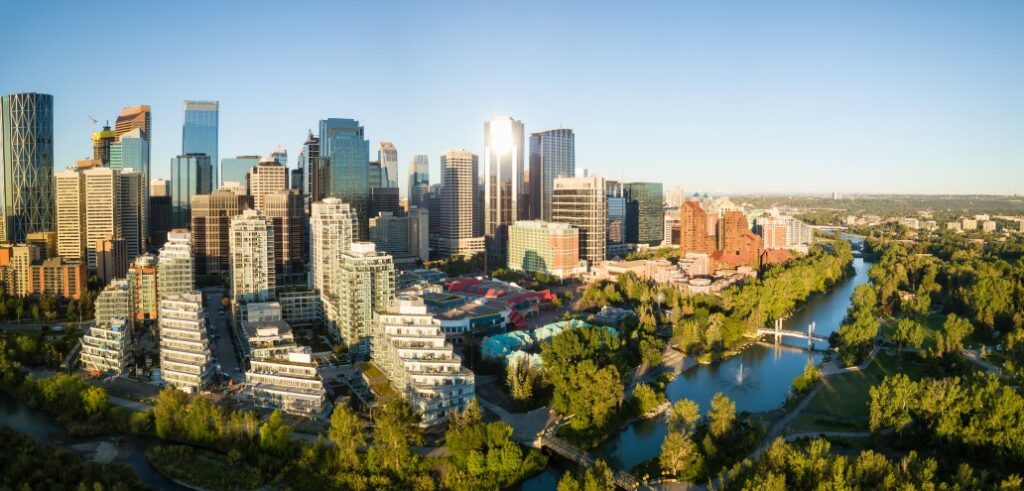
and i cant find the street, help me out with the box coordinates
[201,288,244,384]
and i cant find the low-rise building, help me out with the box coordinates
[961,219,978,231]
[277,290,321,327]
[245,320,327,417]
[81,319,131,374]
[982,220,997,233]
[371,297,475,426]
[26,258,87,299]
[507,221,582,279]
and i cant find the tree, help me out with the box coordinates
[660,430,702,479]
[561,360,622,431]
[329,403,364,469]
[707,393,736,439]
[557,459,615,491]
[506,356,538,404]
[370,400,423,474]
[258,410,293,455]
[893,318,926,355]
[153,388,188,439]
[667,399,701,434]
[936,314,974,355]
[81,386,108,415]
[790,362,819,396]
[632,383,660,415]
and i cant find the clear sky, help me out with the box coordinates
[2,0,1022,195]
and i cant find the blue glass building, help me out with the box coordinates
[182,101,219,188]
[0,92,54,243]
[319,118,369,237]
[220,156,260,188]
[408,154,430,207]
[111,128,150,182]
[624,182,664,246]
[170,154,213,228]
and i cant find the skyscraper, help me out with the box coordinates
[157,229,194,301]
[310,198,357,308]
[118,169,147,259]
[624,182,664,246]
[605,180,626,258]
[55,167,87,262]
[182,101,219,188]
[83,167,119,270]
[336,242,395,358]
[248,159,288,211]
[149,179,172,251]
[378,142,398,188]
[408,154,430,207]
[111,128,150,181]
[679,200,713,256]
[229,209,275,303]
[529,129,575,221]
[262,190,304,286]
[91,125,116,166]
[115,105,151,141]
[319,118,369,237]
[439,149,484,258]
[170,154,213,228]
[221,155,260,189]
[483,116,525,265]
[269,144,287,167]
[191,189,252,275]
[300,132,325,202]
[1,93,54,243]
[552,176,607,266]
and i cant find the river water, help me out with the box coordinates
[0,392,187,490]
[518,242,871,488]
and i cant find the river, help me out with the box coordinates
[0,392,188,490]
[518,241,871,488]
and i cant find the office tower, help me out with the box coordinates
[508,221,580,278]
[111,128,150,180]
[182,101,219,188]
[115,105,151,141]
[269,144,287,167]
[55,168,87,262]
[407,206,429,263]
[408,154,430,208]
[319,118,369,237]
[229,209,275,303]
[96,237,127,284]
[369,160,384,189]
[262,190,304,285]
[83,167,119,270]
[300,132,326,202]
[369,187,401,217]
[427,184,442,236]
[128,254,158,321]
[605,181,625,259]
[221,155,260,189]
[679,200,714,255]
[92,125,116,165]
[26,232,56,259]
[663,209,681,246]
[119,169,147,258]
[372,296,475,425]
[289,167,302,192]
[170,154,213,228]
[439,150,484,258]
[552,176,607,266]
[665,185,686,209]
[95,279,134,328]
[159,293,213,393]
[149,179,172,251]
[157,229,194,301]
[191,189,252,275]
[245,322,326,416]
[81,318,130,375]
[378,142,398,188]
[248,159,288,210]
[1,93,54,243]
[528,129,575,221]
[336,242,395,357]
[369,212,411,259]
[483,116,525,264]
[623,182,664,246]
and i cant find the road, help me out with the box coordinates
[0,319,95,332]
[201,288,244,384]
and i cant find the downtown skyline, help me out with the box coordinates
[2,1,1022,195]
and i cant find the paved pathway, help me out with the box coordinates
[961,348,1002,375]
[475,396,557,446]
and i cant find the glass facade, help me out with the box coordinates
[170,154,213,228]
[319,118,369,237]
[1,92,54,243]
[624,182,664,246]
[528,128,575,221]
[182,101,219,188]
[115,129,150,184]
[408,154,429,207]
[221,156,260,188]
[483,116,524,263]
[378,142,398,188]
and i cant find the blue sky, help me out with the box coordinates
[2,1,1022,195]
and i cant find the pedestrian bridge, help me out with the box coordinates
[756,319,827,346]
[539,435,644,490]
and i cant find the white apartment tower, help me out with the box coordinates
[229,209,276,302]
[95,279,135,329]
[311,198,357,324]
[81,319,131,375]
[158,293,214,393]
[372,296,475,426]
[336,242,395,358]
[158,229,195,301]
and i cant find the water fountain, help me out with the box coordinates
[735,362,746,385]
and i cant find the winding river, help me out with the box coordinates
[519,239,871,488]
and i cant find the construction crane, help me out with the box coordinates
[87,115,98,132]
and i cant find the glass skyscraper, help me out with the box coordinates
[111,128,150,182]
[408,154,429,207]
[378,142,398,188]
[483,115,524,265]
[182,101,219,188]
[221,156,260,187]
[624,182,664,246]
[528,128,575,221]
[1,92,54,243]
[319,118,369,237]
[170,154,213,228]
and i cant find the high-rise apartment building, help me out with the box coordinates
[1,93,54,243]
[438,150,484,258]
[245,320,326,416]
[336,242,395,357]
[528,129,575,221]
[755,215,814,250]
[679,200,714,256]
[191,189,252,275]
[170,154,213,228]
[229,209,275,303]
[372,297,475,426]
[552,176,607,266]
[55,161,142,269]
[55,167,87,262]
[81,319,131,375]
[157,229,194,301]
[310,198,357,300]
[378,142,398,188]
[408,155,430,207]
[262,190,304,285]
[95,279,134,329]
[624,182,664,246]
[319,118,369,237]
[182,101,219,188]
[248,159,288,210]
[83,167,119,270]
[483,116,525,264]
[159,293,213,393]
[128,254,158,321]
[508,221,580,278]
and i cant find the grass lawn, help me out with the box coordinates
[880,312,946,350]
[792,352,928,432]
